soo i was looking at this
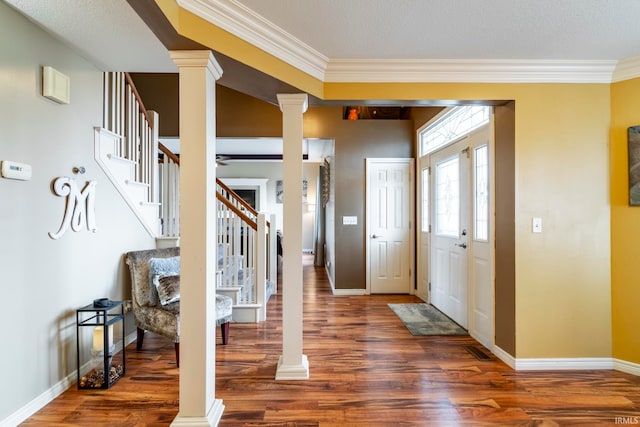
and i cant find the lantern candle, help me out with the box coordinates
[92,325,114,353]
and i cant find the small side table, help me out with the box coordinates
[76,300,126,389]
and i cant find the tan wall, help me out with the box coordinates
[611,77,640,364]
[319,83,611,359]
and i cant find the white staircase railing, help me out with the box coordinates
[98,71,276,322]
[95,72,160,236]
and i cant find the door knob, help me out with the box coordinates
[371,234,381,239]
[455,243,467,249]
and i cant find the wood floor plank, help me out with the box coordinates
[20,255,640,426]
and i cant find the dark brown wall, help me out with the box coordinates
[411,107,445,132]
[130,74,283,138]
[130,73,180,137]
[217,85,282,137]
[494,101,516,356]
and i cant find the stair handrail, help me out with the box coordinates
[216,190,257,231]
[124,72,152,125]
[159,142,180,165]
[216,178,270,228]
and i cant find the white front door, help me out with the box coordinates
[366,158,414,294]
[430,140,470,328]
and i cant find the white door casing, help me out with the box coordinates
[366,158,414,294]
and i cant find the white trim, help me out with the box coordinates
[491,347,640,376]
[275,354,310,380]
[331,287,367,296]
[0,371,75,427]
[515,357,614,371]
[613,358,640,376]
[177,0,328,80]
[176,1,624,84]
[325,59,617,83]
[94,127,159,237]
[492,345,515,370]
[612,55,640,82]
[170,399,224,427]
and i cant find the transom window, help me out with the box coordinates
[419,106,490,156]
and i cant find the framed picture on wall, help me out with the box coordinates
[276,180,283,204]
[275,179,308,203]
[628,126,640,205]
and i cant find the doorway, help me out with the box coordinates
[416,106,494,349]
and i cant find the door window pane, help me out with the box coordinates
[421,167,429,232]
[474,145,489,241]
[435,156,459,237]
[419,106,490,156]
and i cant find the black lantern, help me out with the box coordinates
[76,300,126,389]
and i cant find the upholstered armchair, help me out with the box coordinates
[125,247,232,367]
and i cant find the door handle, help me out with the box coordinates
[455,243,467,249]
[371,234,381,239]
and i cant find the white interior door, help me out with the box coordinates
[366,158,414,294]
[429,140,469,328]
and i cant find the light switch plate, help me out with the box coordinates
[532,217,542,233]
[342,216,357,225]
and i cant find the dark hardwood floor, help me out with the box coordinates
[21,256,640,426]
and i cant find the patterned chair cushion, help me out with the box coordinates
[147,256,180,307]
[156,275,181,306]
[216,294,233,325]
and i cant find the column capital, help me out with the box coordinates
[170,50,223,80]
[277,93,308,113]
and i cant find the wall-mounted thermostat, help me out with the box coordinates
[1,160,32,181]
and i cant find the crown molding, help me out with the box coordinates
[177,1,626,84]
[325,59,618,84]
[612,55,640,82]
[177,0,328,80]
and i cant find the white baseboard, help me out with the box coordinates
[1,331,137,427]
[331,287,367,296]
[0,371,76,427]
[614,358,640,376]
[491,346,640,375]
[515,357,614,371]
[492,345,515,369]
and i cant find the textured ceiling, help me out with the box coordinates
[6,0,640,76]
[4,0,177,72]
[235,0,640,61]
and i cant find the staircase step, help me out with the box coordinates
[231,303,263,323]
[217,286,243,305]
[107,154,136,165]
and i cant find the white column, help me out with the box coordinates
[275,93,309,380]
[170,50,224,427]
